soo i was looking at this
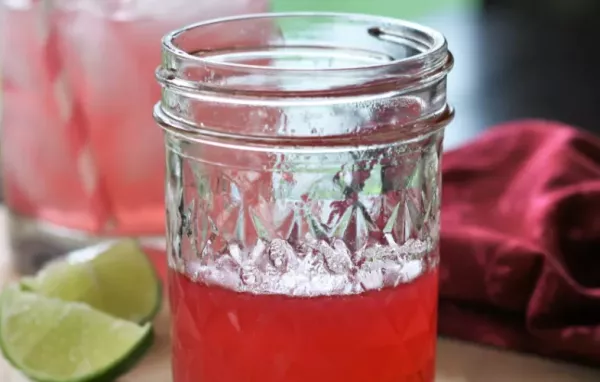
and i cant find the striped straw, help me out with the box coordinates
[36,0,113,232]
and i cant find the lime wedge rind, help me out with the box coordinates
[78,328,154,382]
[1,332,155,382]
[0,286,154,382]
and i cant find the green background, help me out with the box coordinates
[272,0,479,19]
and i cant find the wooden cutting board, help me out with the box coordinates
[0,209,599,381]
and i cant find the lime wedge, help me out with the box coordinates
[0,286,153,382]
[21,240,161,324]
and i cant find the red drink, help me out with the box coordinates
[169,249,438,382]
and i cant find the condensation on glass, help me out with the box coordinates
[155,12,453,382]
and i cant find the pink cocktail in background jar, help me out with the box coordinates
[0,0,269,274]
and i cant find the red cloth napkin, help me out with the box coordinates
[438,120,600,365]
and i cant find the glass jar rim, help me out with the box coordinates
[161,11,448,75]
[155,12,454,148]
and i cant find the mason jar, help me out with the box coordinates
[154,12,453,382]
[0,0,268,275]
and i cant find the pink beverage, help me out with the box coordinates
[155,14,453,382]
[170,249,439,382]
[0,0,269,274]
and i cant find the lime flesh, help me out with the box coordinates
[0,286,153,382]
[21,240,161,324]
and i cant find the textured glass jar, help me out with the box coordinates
[155,13,453,382]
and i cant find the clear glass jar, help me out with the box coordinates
[155,12,453,382]
[0,0,268,275]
